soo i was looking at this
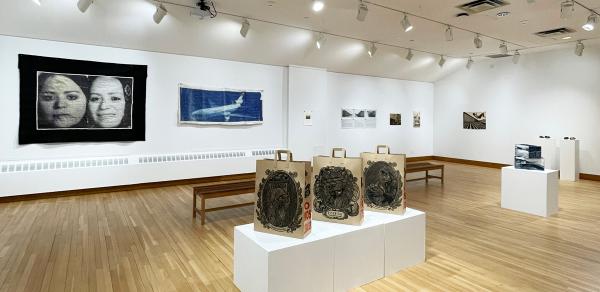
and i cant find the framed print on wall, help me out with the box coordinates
[178,84,263,125]
[18,54,147,144]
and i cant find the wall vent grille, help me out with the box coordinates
[0,148,277,173]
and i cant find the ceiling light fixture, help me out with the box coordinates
[240,18,250,37]
[316,33,326,49]
[367,42,377,57]
[402,14,413,32]
[357,0,368,22]
[32,0,41,6]
[560,1,575,19]
[575,40,584,56]
[405,49,414,61]
[466,57,474,70]
[77,0,94,13]
[445,26,453,41]
[153,3,168,24]
[499,41,508,54]
[512,50,521,64]
[474,34,483,49]
[582,13,598,31]
[438,55,446,67]
[562,36,572,40]
[312,0,324,12]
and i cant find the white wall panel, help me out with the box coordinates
[434,45,600,175]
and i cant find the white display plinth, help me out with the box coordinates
[234,209,426,292]
[538,138,557,170]
[560,139,579,181]
[501,166,559,217]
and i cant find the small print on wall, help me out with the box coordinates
[463,112,486,129]
[413,111,421,128]
[18,54,147,144]
[389,113,401,126]
[304,110,313,126]
[179,84,263,125]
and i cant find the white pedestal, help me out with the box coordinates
[560,139,580,181]
[234,209,426,292]
[501,166,559,217]
[538,138,557,170]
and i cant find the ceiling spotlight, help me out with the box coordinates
[357,1,368,22]
[560,1,575,19]
[32,0,41,6]
[575,40,584,56]
[438,55,446,67]
[445,26,453,41]
[77,0,94,13]
[153,3,167,24]
[582,13,598,31]
[240,19,250,37]
[312,0,324,12]
[402,14,413,32]
[466,57,474,70]
[367,42,377,57]
[499,41,508,54]
[474,34,483,49]
[512,50,521,64]
[405,49,414,61]
[316,33,326,49]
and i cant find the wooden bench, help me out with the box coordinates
[192,178,255,225]
[406,162,444,184]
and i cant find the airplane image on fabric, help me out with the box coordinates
[179,85,263,125]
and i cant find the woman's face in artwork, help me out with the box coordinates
[38,75,87,128]
[88,76,126,128]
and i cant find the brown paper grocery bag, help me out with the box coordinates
[254,150,312,238]
[312,148,364,225]
[360,145,406,215]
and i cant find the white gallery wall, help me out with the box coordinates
[434,45,600,175]
[287,67,434,161]
[0,35,286,196]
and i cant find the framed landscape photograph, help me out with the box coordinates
[463,112,486,129]
[18,54,147,144]
[179,84,263,125]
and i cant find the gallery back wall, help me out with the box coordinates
[0,35,286,196]
[434,45,600,175]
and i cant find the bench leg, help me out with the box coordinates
[193,192,197,218]
[200,196,206,225]
[441,168,445,185]
[426,170,429,184]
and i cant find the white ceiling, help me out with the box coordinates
[1,0,599,82]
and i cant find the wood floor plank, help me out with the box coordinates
[0,162,599,291]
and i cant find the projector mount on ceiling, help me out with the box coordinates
[191,0,218,19]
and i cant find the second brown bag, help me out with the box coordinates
[312,148,364,225]
[360,145,406,215]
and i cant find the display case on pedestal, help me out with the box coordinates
[560,138,580,181]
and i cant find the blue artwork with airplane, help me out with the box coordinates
[179,86,263,124]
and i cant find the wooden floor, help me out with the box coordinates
[0,162,599,292]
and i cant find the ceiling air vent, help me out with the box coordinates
[486,54,511,58]
[534,27,576,38]
[457,0,510,14]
